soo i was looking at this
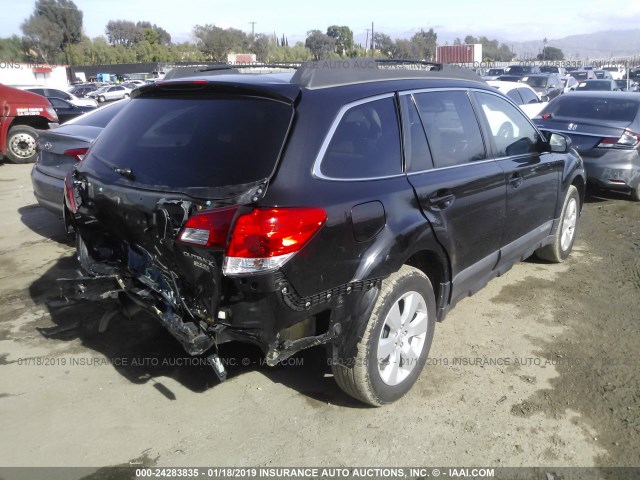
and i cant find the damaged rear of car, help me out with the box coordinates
[62,79,320,378]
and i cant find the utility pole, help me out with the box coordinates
[249,21,257,38]
[365,28,370,56]
[371,22,374,54]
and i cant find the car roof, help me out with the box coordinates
[557,91,638,100]
[138,60,490,102]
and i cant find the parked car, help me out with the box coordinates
[615,79,639,92]
[569,70,597,83]
[534,92,640,201]
[68,84,98,98]
[505,65,542,75]
[62,61,584,406]
[576,79,620,91]
[23,87,97,108]
[46,97,96,123]
[487,80,549,118]
[496,75,525,82]
[87,85,132,103]
[32,100,129,214]
[483,68,505,80]
[601,65,626,80]
[540,65,567,77]
[562,76,579,93]
[521,74,563,100]
[594,70,613,80]
[121,82,141,90]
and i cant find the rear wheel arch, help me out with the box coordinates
[404,249,449,314]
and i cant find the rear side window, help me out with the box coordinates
[413,90,486,168]
[542,96,640,122]
[86,96,293,188]
[517,88,539,105]
[475,92,539,157]
[321,96,402,179]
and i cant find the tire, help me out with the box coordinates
[6,125,38,164]
[123,93,130,98]
[536,185,580,262]
[332,265,437,406]
[631,183,640,202]
[98,96,105,103]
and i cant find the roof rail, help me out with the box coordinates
[290,58,485,89]
[163,63,300,80]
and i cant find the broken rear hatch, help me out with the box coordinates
[65,81,297,354]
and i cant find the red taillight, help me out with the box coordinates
[63,174,77,213]
[597,130,640,149]
[227,208,327,258]
[63,147,89,162]
[178,206,327,275]
[177,206,239,248]
[541,113,553,120]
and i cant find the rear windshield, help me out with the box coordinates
[603,67,618,72]
[540,66,559,73]
[577,81,611,91]
[86,96,293,189]
[69,100,128,127]
[523,76,547,88]
[487,69,504,75]
[542,96,640,122]
[571,72,588,80]
[506,66,530,74]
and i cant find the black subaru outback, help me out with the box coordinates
[62,60,585,406]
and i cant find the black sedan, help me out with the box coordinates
[534,92,640,201]
[32,100,129,214]
[47,97,96,123]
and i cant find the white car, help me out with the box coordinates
[601,65,626,80]
[561,76,579,93]
[486,80,549,118]
[87,85,133,103]
[22,87,97,108]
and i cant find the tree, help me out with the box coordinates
[326,25,354,56]
[392,39,413,59]
[372,32,394,57]
[252,33,274,62]
[106,20,143,46]
[410,28,437,61]
[193,24,250,61]
[0,36,26,62]
[136,21,171,45]
[305,30,335,60]
[459,34,514,62]
[538,46,564,61]
[21,0,83,63]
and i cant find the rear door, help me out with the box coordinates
[402,90,506,304]
[472,90,561,265]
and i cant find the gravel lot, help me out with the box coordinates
[0,163,638,471]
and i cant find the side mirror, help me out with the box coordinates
[546,132,572,153]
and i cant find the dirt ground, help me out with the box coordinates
[0,163,638,471]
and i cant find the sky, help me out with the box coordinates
[2,0,640,46]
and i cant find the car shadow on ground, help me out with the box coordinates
[18,203,74,245]
[584,189,632,203]
[28,254,365,408]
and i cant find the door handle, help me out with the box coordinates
[508,173,524,188]
[427,191,456,210]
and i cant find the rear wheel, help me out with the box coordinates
[332,265,436,406]
[536,185,580,262]
[6,125,38,164]
[98,96,105,103]
[631,184,640,202]
[124,93,130,99]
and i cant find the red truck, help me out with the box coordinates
[0,84,59,163]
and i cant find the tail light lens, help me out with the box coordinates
[224,207,327,275]
[178,206,327,275]
[63,173,77,214]
[178,206,239,248]
[597,130,640,149]
[45,107,59,121]
[63,148,89,162]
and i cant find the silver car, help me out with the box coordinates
[87,85,132,103]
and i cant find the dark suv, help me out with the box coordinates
[62,60,585,406]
